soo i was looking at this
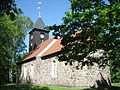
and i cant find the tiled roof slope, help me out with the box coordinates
[22,30,81,62]
[42,31,82,57]
[23,37,55,61]
[42,38,63,57]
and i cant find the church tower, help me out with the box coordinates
[29,17,49,51]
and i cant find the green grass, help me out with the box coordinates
[112,83,120,87]
[0,83,120,90]
[48,86,84,90]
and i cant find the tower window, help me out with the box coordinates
[41,40,44,43]
[31,43,33,46]
[31,35,33,39]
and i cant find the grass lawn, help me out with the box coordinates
[0,83,120,90]
[112,83,120,87]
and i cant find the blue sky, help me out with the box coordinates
[15,0,70,50]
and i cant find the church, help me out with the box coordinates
[17,16,111,88]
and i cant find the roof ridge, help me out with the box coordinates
[22,37,54,61]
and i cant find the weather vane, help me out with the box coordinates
[37,1,42,17]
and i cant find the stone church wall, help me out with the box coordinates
[19,55,111,88]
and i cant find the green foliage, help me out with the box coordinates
[0,0,33,84]
[0,15,33,84]
[0,16,15,84]
[0,0,22,19]
[48,0,120,82]
[110,58,120,83]
[12,52,28,83]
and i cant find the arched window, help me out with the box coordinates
[31,35,33,39]
[31,43,33,46]
[51,60,57,78]
[24,65,27,79]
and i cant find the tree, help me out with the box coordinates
[0,0,22,19]
[0,0,33,84]
[0,15,33,84]
[48,0,120,82]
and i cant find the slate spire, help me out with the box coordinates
[34,1,46,30]
[34,17,45,30]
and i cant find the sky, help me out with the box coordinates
[15,0,70,50]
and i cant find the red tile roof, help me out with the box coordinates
[42,38,63,57]
[23,37,55,61]
[22,30,82,62]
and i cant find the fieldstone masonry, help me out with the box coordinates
[18,54,111,88]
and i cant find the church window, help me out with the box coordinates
[51,60,57,78]
[30,64,34,79]
[24,65,27,79]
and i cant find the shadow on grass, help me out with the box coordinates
[84,86,120,90]
[109,86,120,90]
[0,84,52,90]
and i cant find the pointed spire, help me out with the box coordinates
[34,17,45,29]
